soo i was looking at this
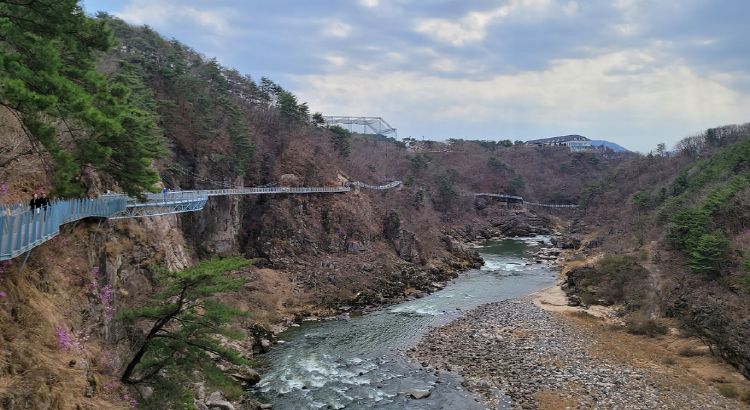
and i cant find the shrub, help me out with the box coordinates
[740,390,750,404]
[678,347,704,357]
[626,319,669,337]
[717,384,738,399]
[567,311,599,321]
[568,256,650,307]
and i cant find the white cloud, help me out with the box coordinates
[294,50,750,150]
[359,0,379,7]
[324,22,352,38]
[432,58,458,72]
[562,1,579,16]
[325,55,346,67]
[415,7,512,46]
[695,39,717,46]
[414,0,555,46]
[114,0,229,33]
[614,23,638,36]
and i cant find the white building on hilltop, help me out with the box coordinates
[525,135,591,152]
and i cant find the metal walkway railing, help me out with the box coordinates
[523,202,579,208]
[1,197,127,260]
[474,193,525,202]
[0,180,402,261]
[353,181,401,190]
[474,193,578,208]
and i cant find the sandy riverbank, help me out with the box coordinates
[408,286,749,410]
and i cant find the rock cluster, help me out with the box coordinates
[409,296,741,410]
[550,234,581,249]
[191,388,270,410]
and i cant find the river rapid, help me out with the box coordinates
[250,238,558,409]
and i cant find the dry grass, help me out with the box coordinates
[678,347,705,357]
[663,356,678,365]
[566,310,600,321]
[0,249,129,409]
[560,311,750,407]
[625,318,669,337]
[535,385,590,410]
[717,384,739,398]
[741,390,750,404]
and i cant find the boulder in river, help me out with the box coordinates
[230,365,261,386]
[206,391,235,410]
[409,390,432,399]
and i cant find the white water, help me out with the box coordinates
[250,238,558,409]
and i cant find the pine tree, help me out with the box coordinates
[687,231,729,275]
[0,1,164,197]
[120,257,253,405]
[329,125,351,157]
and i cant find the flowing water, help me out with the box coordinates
[250,238,558,409]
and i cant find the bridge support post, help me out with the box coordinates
[19,249,32,274]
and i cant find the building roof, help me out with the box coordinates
[525,135,590,145]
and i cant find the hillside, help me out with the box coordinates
[589,139,630,152]
[0,12,621,409]
[565,122,750,379]
[2,6,750,410]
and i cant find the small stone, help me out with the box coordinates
[410,390,431,399]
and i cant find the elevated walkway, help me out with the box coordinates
[2,180,581,261]
[1,198,126,260]
[0,181,400,261]
[475,193,578,208]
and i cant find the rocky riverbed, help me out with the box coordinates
[409,292,743,410]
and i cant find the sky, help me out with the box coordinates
[80,0,750,153]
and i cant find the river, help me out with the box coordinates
[249,238,558,409]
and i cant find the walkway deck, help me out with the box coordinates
[1,180,579,261]
[0,181,399,261]
[474,193,579,208]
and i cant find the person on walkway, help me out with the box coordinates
[39,193,50,211]
[29,194,38,211]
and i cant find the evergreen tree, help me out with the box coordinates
[0,0,164,197]
[278,91,303,124]
[688,231,729,275]
[120,257,253,406]
[509,174,526,195]
[100,15,257,176]
[329,125,351,157]
[312,112,326,127]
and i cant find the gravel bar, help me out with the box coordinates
[408,295,741,410]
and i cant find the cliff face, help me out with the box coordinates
[0,210,193,409]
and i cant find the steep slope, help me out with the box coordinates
[565,122,750,378]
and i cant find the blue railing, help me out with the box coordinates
[0,180,404,261]
[1,197,126,260]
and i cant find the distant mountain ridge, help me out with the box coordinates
[588,140,630,152]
